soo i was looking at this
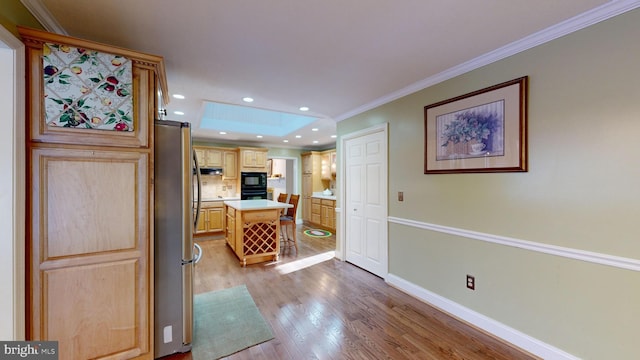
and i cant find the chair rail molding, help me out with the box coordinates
[388,216,640,272]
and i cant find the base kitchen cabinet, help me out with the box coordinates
[195,201,225,235]
[321,199,336,230]
[308,196,336,231]
[311,198,322,224]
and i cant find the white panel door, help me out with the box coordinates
[345,129,387,277]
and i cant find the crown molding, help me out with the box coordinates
[335,0,640,122]
[20,0,68,35]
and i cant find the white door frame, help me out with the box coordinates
[336,123,388,273]
[0,25,26,340]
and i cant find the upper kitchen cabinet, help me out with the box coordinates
[239,147,268,172]
[19,27,169,149]
[223,149,238,180]
[302,151,321,174]
[20,26,167,360]
[194,146,223,167]
[321,149,336,180]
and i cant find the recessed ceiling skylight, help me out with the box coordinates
[200,101,318,137]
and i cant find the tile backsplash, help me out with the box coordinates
[196,175,237,199]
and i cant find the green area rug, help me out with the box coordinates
[192,285,274,359]
[304,229,332,238]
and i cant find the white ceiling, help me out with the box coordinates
[22,0,637,149]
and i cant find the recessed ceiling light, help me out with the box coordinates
[174,111,184,115]
[295,135,302,138]
[219,131,227,135]
[256,135,263,138]
[173,94,185,99]
[299,106,309,111]
[283,140,289,143]
[312,140,319,144]
[243,97,254,103]
[331,135,337,138]
[312,128,318,131]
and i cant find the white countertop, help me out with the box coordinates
[312,194,337,200]
[223,199,293,210]
[200,196,240,202]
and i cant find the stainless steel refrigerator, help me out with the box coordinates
[154,119,202,358]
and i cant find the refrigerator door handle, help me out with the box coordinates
[193,149,202,232]
[182,243,201,265]
[193,243,202,264]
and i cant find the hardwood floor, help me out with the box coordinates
[166,224,539,360]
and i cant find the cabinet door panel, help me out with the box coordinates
[45,157,137,257]
[195,209,208,233]
[223,151,238,180]
[205,149,223,167]
[29,146,150,357]
[46,260,140,359]
[208,208,224,232]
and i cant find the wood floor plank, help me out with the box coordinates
[164,225,539,360]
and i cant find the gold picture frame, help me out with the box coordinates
[424,76,528,174]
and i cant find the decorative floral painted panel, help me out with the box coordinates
[43,43,134,131]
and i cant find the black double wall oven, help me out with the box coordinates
[240,171,268,200]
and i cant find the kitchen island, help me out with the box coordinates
[224,199,293,266]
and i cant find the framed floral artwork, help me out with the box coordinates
[43,42,134,131]
[424,76,528,174]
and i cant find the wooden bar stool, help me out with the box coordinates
[280,194,299,253]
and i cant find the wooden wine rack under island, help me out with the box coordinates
[224,200,293,266]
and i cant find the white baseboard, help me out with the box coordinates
[386,274,580,360]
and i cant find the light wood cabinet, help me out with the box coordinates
[194,146,223,167]
[308,197,336,231]
[20,27,166,360]
[224,205,283,266]
[226,207,237,251]
[301,152,324,221]
[223,149,238,180]
[321,150,336,179]
[311,198,322,224]
[195,201,225,234]
[239,147,268,171]
[302,173,312,222]
[321,199,336,230]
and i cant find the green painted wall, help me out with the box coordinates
[0,1,43,36]
[337,8,640,359]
